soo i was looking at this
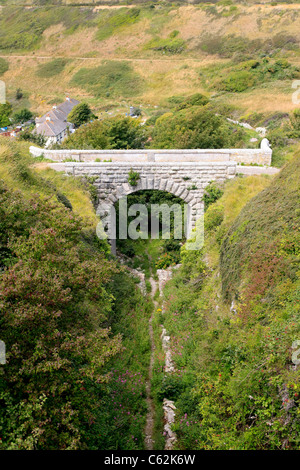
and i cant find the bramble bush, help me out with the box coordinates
[0,181,125,449]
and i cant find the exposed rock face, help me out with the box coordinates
[161,327,175,373]
[163,399,177,450]
[157,266,180,450]
[157,267,175,294]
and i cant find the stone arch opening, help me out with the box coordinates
[96,179,202,254]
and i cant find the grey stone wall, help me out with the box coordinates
[54,161,236,239]
[30,146,272,166]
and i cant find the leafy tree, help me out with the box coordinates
[106,116,146,149]
[148,106,244,149]
[0,102,12,127]
[62,115,147,150]
[67,103,95,128]
[12,108,33,124]
[18,128,46,147]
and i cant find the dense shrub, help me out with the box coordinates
[148,106,246,149]
[36,59,69,78]
[12,108,33,124]
[0,181,122,449]
[62,115,147,150]
[202,182,224,211]
[0,102,12,127]
[70,61,143,99]
[67,103,95,128]
[204,58,300,93]
[144,31,186,54]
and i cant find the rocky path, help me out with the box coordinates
[144,276,158,450]
[144,269,178,450]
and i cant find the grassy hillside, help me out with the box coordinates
[1,3,300,117]
[1,3,300,168]
[159,154,300,449]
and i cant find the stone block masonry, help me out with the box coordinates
[38,144,276,247]
[48,160,237,241]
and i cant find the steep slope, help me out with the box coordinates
[0,142,152,450]
[160,154,300,449]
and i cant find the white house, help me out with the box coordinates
[34,97,79,147]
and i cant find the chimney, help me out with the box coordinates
[46,114,51,122]
[66,95,70,101]
[53,104,57,109]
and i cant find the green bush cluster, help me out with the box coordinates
[128,168,140,187]
[148,105,246,149]
[0,144,153,449]
[211,58,300,93]
[62,115,147,150]
[70,61,144,98]
[0,102,12,127]
[36,59,69,78]
[202,182,224,211]
[144,30,186,54]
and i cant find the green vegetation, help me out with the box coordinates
[202,181,224,211]
[198,33,299,62]
[12,108,33,124]
[116,190,185,276]
[159,156,300,449]
[148,105,246,149]
[18,129,46,147]
[1,1,300,451]
[0,102,12,128]
[200,58,300,93]
[67,103,95,128]
[0,141,153,450]
[144,30,186,55]
[36,59,69,78]
[62,115,146,150]
[0,6,97,51]
[95,7,142,42]
[98,270,152,449]
[0,58,9,76]
[71,61,144,99]
[128,169,140,187]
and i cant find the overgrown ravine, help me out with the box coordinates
[119,248,178,451]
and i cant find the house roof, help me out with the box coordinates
[34,118,70,138]
[35,97,80,137]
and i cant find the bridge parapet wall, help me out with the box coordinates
[30,146,272,166]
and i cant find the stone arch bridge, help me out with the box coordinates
[30,146,275,251]
[54,160,236,239]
